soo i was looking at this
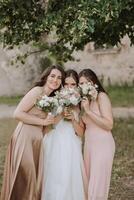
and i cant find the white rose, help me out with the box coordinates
[61,89,68,96]
[82,86,88,95]
[56,106,63,114]
[43,100,50,107]
[38,99,45,107]
[89,89,98,100]
[70,96,79,105]
[59,99,65,106]
[42,95,49,100]
[53,98,59,106]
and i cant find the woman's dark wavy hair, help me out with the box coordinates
[34,65,65,96]
[79,68,106,93]
[65,69,79,86]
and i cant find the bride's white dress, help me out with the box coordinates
[41,119,87,200]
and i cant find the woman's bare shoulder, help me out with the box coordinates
[98,92,109,101]
[98,92,112,108]
[27,86,43,96]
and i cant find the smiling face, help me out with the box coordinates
[64,76,77,89]
[79,76,93,86]
[45,69,62,91]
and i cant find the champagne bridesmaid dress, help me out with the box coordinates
[0,106,45,200]
[82,100,115,200]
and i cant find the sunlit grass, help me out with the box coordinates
[0,96,22,105]
[106,85,134,107]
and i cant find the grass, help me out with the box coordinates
[109,118,134,200]
[0,118,134,199]
[0,85,133,107]
[0,96,22,105]
[106,85,134,107]
[0,118,17,189]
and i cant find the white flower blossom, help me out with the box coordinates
[70,96,79,106]
[79,82,98,100]
[57,87,80,107]
[56,106,63,115]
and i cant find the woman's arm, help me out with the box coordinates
[82,92,113,131]
[72,118,85,137]
[13,87,55,126]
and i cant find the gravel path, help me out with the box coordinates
[0,105,16,119]
[0,105,134,119]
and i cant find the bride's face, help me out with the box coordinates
[79,76,93,85]
[45,69,62,91]
[64,77,77,89]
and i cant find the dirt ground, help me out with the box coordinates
[0,105,134,119]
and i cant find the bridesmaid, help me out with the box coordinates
[79,69,115,200]
[0,65,65,200]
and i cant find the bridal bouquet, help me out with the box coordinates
[55,88,81,108]
[36,95,63,116]
[55,88,81,121]
[79,82,98,100]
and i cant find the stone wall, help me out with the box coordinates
[65,36,134,86]
[0,45,42,96]
[0,36,134,96]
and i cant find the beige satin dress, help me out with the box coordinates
[0,106,46,200]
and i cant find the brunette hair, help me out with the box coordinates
[35,65,65,96]
[65,69,79,86]
[79,68,106,93]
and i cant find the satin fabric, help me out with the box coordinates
[0,107,46,200]
[82,100,115,200]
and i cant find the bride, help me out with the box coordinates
[41,70,87,200]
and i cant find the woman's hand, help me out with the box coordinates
[63,107,74,121]
[43,113,63,135]
[83,92,113,131]
[54,114,63,125]
[81,97,90,113]
[43,114,56,126]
